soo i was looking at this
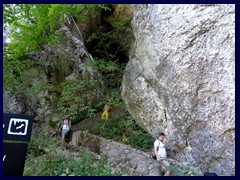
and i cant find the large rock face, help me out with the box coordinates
[122,4,235,175]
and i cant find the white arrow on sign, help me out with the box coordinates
[7,118,29,136]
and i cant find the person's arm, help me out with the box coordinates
[154,145,160,161]
[69,120,71,128]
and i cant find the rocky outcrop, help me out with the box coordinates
[70,130,197,176]
[28,26,99,83]
[3,92,24,113]
[70,130,164,176]
[8,25,105,124]
[122,4,235,176]
[67,9,101,42]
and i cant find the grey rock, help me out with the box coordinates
[122,4,235,176]
[71,130,166,176]
[3,92,24,114]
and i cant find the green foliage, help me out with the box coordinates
[128,130,154,151]
[88,115,154,152]
[3,4,111,95]
[91,99,105,112]
[28,82,55,97]
[88,58,123,73]
[86,15,133,61]
[165,165,184,176]
[25,151,118,176]
[3,57,36,94]
[165,164,195,176]
[4,4,133,139]
[86,58,125,89]
[57,74,104,124]
[27,133,56,157]
[74,106,99,125]
[3,4,115,121]
[48,120,58,128]
[57,58,125,123]
[106,89,126,109]
[25,133,121,176]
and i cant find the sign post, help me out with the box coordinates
[3,113,34,176]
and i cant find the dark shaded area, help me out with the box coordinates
[101,4,114,17]
[85,5,132,65]
[64,129,73,143]
[204,172,218,176]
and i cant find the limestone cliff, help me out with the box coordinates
[122,4,235,175]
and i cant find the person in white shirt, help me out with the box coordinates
[154,132,171,176]
[60,119,71,141]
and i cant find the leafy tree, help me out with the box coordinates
[3,4,134,133]
[3,4,110,94]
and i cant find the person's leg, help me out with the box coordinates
[62,129,68,141]
[162,159,171,176]
[101,112,106,120]
[105,112,109,120]
[62,130,65,141]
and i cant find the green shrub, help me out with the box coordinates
[91,100,105,113]
[27,133,56,157]
[25,151,120,176]
[88,116,154,152]
[129,130,153,151]
[106,89,126,110]
[165,164,195,176]
[57,78,102,123]
[48,120,58,128]
[24,133,121,176]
